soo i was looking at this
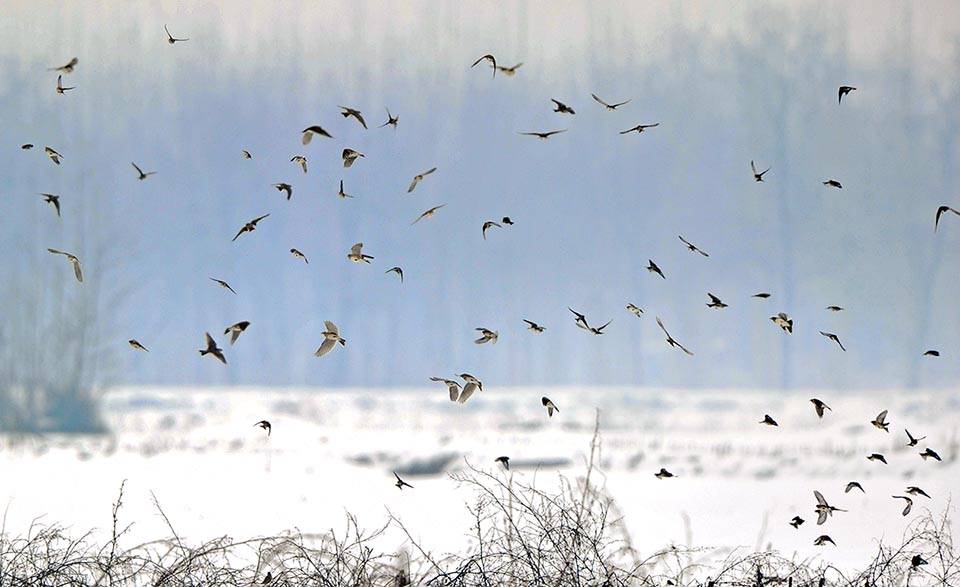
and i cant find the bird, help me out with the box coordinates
[825,305,844,312]
[654,468,675,479]
[789,516,805,528]
[290,156,307,174]
[21,144,33,150]
[541,396,559,417]
[224,321,250,345]
[55,75,75,94]
[810,398,831,419]
[905,486,931,499]
[411,204,446,225]
[619,123,659,135]
[760,415,778,426]
[261,571,273,585]
[496,63,523,76]
[131,162,157,181]
[573,311,611,335]
[706,293,728,309]
[342,148,364,168]
[394,472,414,489]
[838,85,856,104]
[523,319,545,333]
[407,167,438,193]
[819,331,846,351]
[892,495,913,516]
[474,328,498,344]
[242,150,252,159]
[338,106,367,129]
[47,248,83,283]
[591,93,631,111]
[626,304,643,318]
[49,57,78,73]
[814,490,846,524]
[301,125,333,144]
[470,54,497,77]
[753,292,771,299]
[655,317,694,356]
[232,214,270,241]
[39,193,61,218]
[867,453,888,464]
[871,409,890,432]
[501,216,514,225]
[482,221,501,240]
[751,160,770,182]
[919,447,942,461]
[385,267,403,282]
[128,340,149,352]
[347,243,373,263]
[911,555,928,568]
[273,183,293,200]
[164,25,188,44]
[813,535,836,546]
[934,205,960,231]
[678,235,709,257]
[290,248,308,263]
[822,180,842,189]
[337,180,354,200]
[379,108,399,128]
[568,307,590,329]
[519,130,567,140]
[770,312,793,333]
[550,99,575,114]
[646,260,665,279]
[209,278,237,294]
[923,350,940,357]
[905,429,926,447]
[845,481,865,494]
[494,456,510,469]
[430,377,462,402]
[44,146,63,165]
[456,373,483,404]
[199,332,226,364]
[254,420,271,436]
[314,321,346,358]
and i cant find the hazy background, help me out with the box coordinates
[2,1,958,391]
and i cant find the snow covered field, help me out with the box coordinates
[1,386,957,570]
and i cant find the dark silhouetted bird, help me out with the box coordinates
[647,260,665,279]
[826,305,844,312]
[751,160,770,182]
[209,278,236,294]
[199,332,226,364]
[495,456,510,469]
[290,248,308,263]
[232,214,270,241]
[524,319,545,333]
[678,235,709,257]
[339,106,367,129]
[819,331,846,351]
[912,555,928,568]
[519,129,567,140]
[272,183,292,200]
[845,481,864,494]
[592,93,631,111]
[242,150,252,159]
[789,516,804,528]
[501,216,514,225]
[810,398,831,419]
[706,293,728,309]
[385,267,403,282]
[482,221,501,240]
[892,495,913,516]
[656,317,694,356]
[394,472,414,489]
[655,468,675,479]
[55,75,75,94]
[342,148,364,167]
[919,447,942,461]
[379,108,399,128]
[867,453,888,464]
[838,86,856,103]
[164,25,188,43]
[337,179,354,200]
[542,396,559,417]
[620,122,659,134]
[131,162,157,180]
[302,125,333,144]
[934,205,960,231]
[255,420,271,436]
[905,429,925,447]
[128,339,149,352]
[471,54,497,77]
[905,486,931,499]
[814,535,836,546]
[760,415,778,426]
[224,321,250,345]
[39,193,61,218]
[923,349,940,357]
[551,99,575,114]
[21,144,33,150]
[753,292,771,299]
[822,180,842,189]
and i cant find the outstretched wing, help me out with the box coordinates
[814,490,827,506]
[314,338,336,358]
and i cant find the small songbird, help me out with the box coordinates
[224,321,250,345]
[430,377,462,402]
[626,303,643,318]
[39,193,61,218]
[646,260,665,279]
[753,292,772,299]
[825,305,844,312]
[905,429,926,447]
[519,129,567,140]
[496,63,523,76]
[905,486,931,499]
[131,162,157,180]
[339,106,367,129]
[291,155,307,173]
[923,349,940,357]
[209,278,237,294]
[347,243,373,263]
[656,317,694,356]
[770,312,793,333]
[470,54,497,77]
[654,468,675,479]
[49,57,78,73]
[867,453,888,464]
[819,331,846,351]
[474,328,499,344]
[314,321,346,358]
[871,409,890,432]
[199,332,226,364]
[47,248,83,282]
[290,248,309,263]
[55,75,75,94]
[232,214,270,241]
[128,339,149,352]
[337,180,353,200]
[814,490,846,524]
[810,398,831,419]
[242,150,252,159]
[919,447,942,461]
[407,167,437,193]
[495,456,510,469]
[760,414,778,426]
[550,99,575,114]
[379,108,399,128]
[302,125,333,144]
[342,148,364,168]
[541,396,559,417]
[814,535,836,546]
[789,516,805,528]
[482,220,501,239]
[523,319,545,333]
[411,204,446,225]
[934,205,960,231]
[45,146,64,165]
[845,481,865,494]
[591,93,631,111]
[164,24,189,44]
[678,235,709,257]
[394,472,414,489]
[706,293,728,309]
[385,267,404,282]
[254,420,271,436]
[456,373,483,404]
[892,495,913,516]
[822,180,842,189]
[751,160,770,182]
[619,123,659,135]
[838,85,856,104]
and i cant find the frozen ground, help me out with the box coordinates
[1,386,957,570]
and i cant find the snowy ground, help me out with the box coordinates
[1,386,957,570]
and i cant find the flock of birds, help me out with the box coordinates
[26,35,955,555]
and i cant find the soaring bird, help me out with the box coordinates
[337,180,354,200]
[760,414,778,426]
[47,248,83,282]
[845,481,865,494]
[482,221,501,240]
[164,25,189,44]
[814,490,846,524]
[232,214,270,241]
[541,396,559,417]
[810,398,831,419]
[819,331,846,351]
[496,63,523,76]
[619,123,659,134]
[822,180,842,189]
[495,456,510,469]
[301,125,333,144]
[456,373,483,404]
[751,160,770,182]
[591,93,631,111]
[49,57,78,73]
[394,472,414,489]
[470,54,497,77]
[347,243,373,263]
[314,321,346,358]
[871,409,890,432]
[678,235,709,257]
[407,167,438,193]
[45,146,63,165]
[55,75,75,94]
[656,316,693,356]
[254,420,271,436]
[128,339,149,352]
[474,328,499,344]
[550,99,575,114]
[430,377,462,402]
[905,429,926,447]
[905,486,931,499]
[814,535,836,546]
[272,183,293,200]
[753,292,772,299]
[39,193,61,218]
[342,148,364,168]
[519,130,567,140]
[706,293,728,309]
[411,204,446,225]
[771,312,793,333]
[199,332,226,364]
[131,162,157,180]
[789,516,805,528]
[379,108,399,128]
[892,495,913,516]
[291,156,307,174]
[826,305,844,312]
[385,266,403,282]
[626,303,643,318]
[838,86,856,104]
[934,205,960,231]
[923,349,940,357]
[290,248,309,263]
[654,468,675,479]
[523,319,545,333]
[224,321,250,345]
[209,278,236,294]
[338,106,367,129]
[646,260,665,279]
[919,447,942,461]
[867,453,888,464]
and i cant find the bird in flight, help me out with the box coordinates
[619,123,659,135]
[39,193,61,218]
[871,409,890,432]
[164,25,188,44]
[770,312,793,333]
[209,278,236,294]
[430,377,462,402]
[789,516,804,528]
[751,160,770,182]
[242,150,252,159]
[905,486,931,499]
[457,373,482,404]
[501,216,514,225]
[867,453,888,464]
[519,130,567,140]
[224,321,250,345]
[314,321,346,358]
[199,332,226,364]
[339,106,367,129]
[47,248,83,283]
[845,481,865,494]
[759,414,778,426]
[934,205,960,231]
[706,293,728,309]
[407,167,438,193]
[678,235,709,257]
[385,266,403,282]
[654,468,675,479]
[55,75,75,94]
[128,339,149,352]
[347,243,373,263]
[923,349,940,357]
[301,125,333,144]
[919,447,942,461]
[810,398,831,419]
[337,180,354,200]
[656,316,693,356]
[822,179,842,189]
[496,63,523,76]
[591,93,631,111]
[825,305,844,312]
[232,214,270,241]
[753,292,771,299]
[21,144,33,150]
[626,303,643,318]
[541,396,559,417]
[394,472,414,489]
[814,535,836,546]
[814,490,846,525]
[471,54,497,77]
[550,99,575,114]
[131,162,157,180]
[290,156,307,174]
[379,108,399,128]
[482,220,501,240]
[523,319,545,333]
[254,420,271,436]
[45,146,63,165]
[495,456,510,469]
[411,204,446,225]
[905,429,925,447]
[819,331,846,351]
[290,248,309,263]
[342,148,364,168]
[892,495,913,516]
[838,85,856,104]
[646,260,665,279]
[474,328,499,344]
[568,307,589,329]
[49,57,78,73]
[273,183,293,200]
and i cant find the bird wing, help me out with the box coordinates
[47,248,67,257]
[610,99,631,108]
[814,490,827,506]
[708,293,721,304]
[314,338,336,357]
[458,382,477,404]
[72,260,83,283]
[751,160,758,174]
[596,319,612,331]
[324,321,339,336]
[877,409,888,423]
[407,177,419,192]
[253,213,270,224]
[204,332,217,350]
[132,162,143,175]
[591,93,609,107]
[655,316,671,338]
[816,511,828,525]
[350,243,363,255]
[448,383,460,402]
[164,25,173,40]
[229,329,241,345]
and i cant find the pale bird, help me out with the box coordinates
[411,204,446,225]
[430,377,462,402]
[819,331,846,351]
[626,303,643,318]
[209,277,236,294]
[474,328,498,344]
[55,75,75,94]
[347,243,373,263]
[496,63,523,76]
[337,180,353,199]
[591,93,631,111]
[407,167,437,193]
[379,108,399,128]
[44,146,63,165]
[892,495,913,516]
[224,321,250,345]
[314,321,346,358]
[291,156,307,173]
[771,312,793,333]
[456,373,483,404]
[290,248,308,263]
[871,409,889,432]
[47,248,83,282]
[49,57,78,73]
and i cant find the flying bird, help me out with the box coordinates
[751,160,770,182]
[912,555,929,568]
[770,312,793,333]
[753,292,771,299]
[934,205,960,231]
[232,214,270,241]
[379,108,399,128]
[164,25,189,44]
[290,248,309,263]
[411,204,446,225]
[128,339,149,352]
[242,150,252,159]
[550,99,575,114]
[814,535,836,546]
[470,54,497,77]
[656,316,693,356]
[273,183,293,200]
[394,472,414,489]
[646,260,665,279]
[923,349,940,357]
[905,486,931,499]
[819,331,846,351]
[568,307,589,329]
[55,75,75,94]
[706,293,728,309]
[199,332,226,364]
[760,414,778,426]
[342,148,364,168]
[407,167,437,193]
[456,373,483,404]
[905,429,926,447]
[619,123,659,135]
[314,320,346,358]
[385,267,403,282]
[347,243,373,263]
[814,490,846,524]
[572,311,611,335]
[678,235,709,257]
[919,447,942,461]
[654,468,675,479]
[591,93,631,111]
[892,495,913,516]
[39,193,61,218]
[838,85,856,104]
[254,420,271,436]
[430,377,462,402]
[626,304,643,318]
[810,398,831,419]
[290,156,307,173]
[496,63,523,76]
[337,180,353,200]
[224,321,250,345]
[825,305,844,312]
[871,409,890,432]
[338,106,367,129]
[789,516,805,528]
[131,162,157,180]
[301,125,333,144]
[49,57,78,73]
[541,396,559,417]
[21,144,33,150]
[867,453,888,464]
[44,146,63,165]
[523,319,545,333]
[845,481,865,494]
[494,456,510,469]
[474,328,499,344]
[209,278,236,294]
[482,221,501,240]
[519,130,567,140]
[822,180,842,189]
[47,248,83,282]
